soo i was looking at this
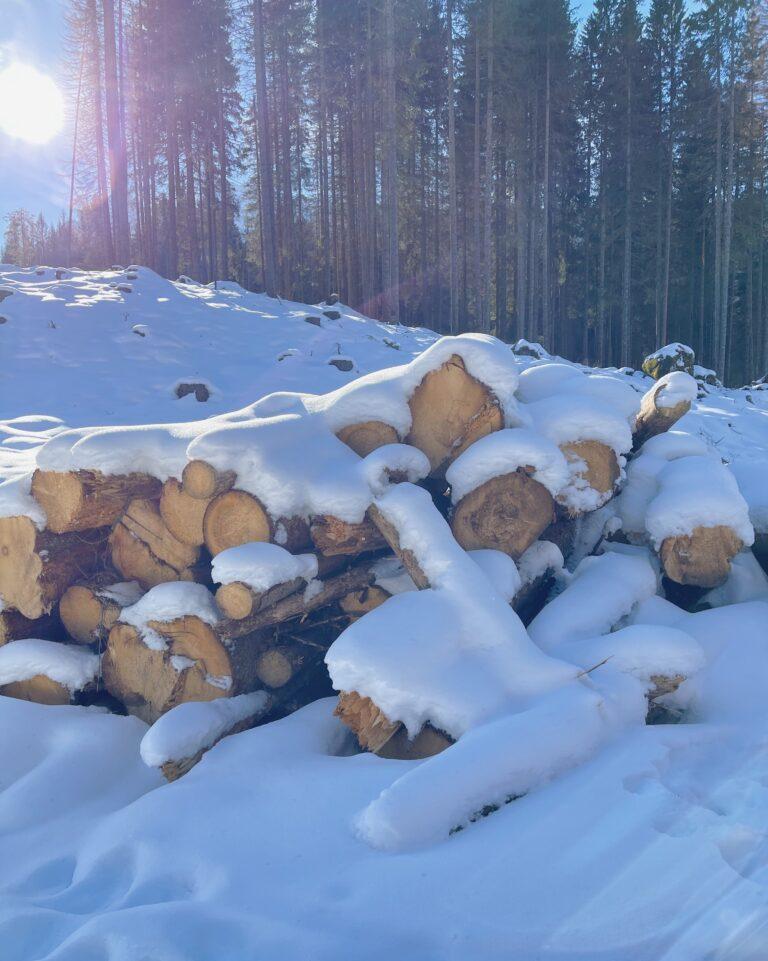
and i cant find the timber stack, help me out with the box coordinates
[0,336,753,775]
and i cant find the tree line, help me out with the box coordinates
[3,0,767,383]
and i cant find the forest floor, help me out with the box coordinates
[1,265,768,960]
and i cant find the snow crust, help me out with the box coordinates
[0,639,99,691]
[140,691,271,767]
[211,542,318,593]
[445,428,569,502]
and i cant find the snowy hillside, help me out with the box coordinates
[2,267,768,960]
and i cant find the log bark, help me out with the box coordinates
[660,525,742,588]
[310,514,387,556]
[31,469,161,533]
[633,379,694,449]
[181,460,236,500]
[159,479,210,547]
[406,354,503,476]
[0,516,108,619]
[109,498,201,590]
[59,575,140,645]
[450,470,555,559]
[336,421,399,457]
[367,504,430,589]
[0,609,60,647]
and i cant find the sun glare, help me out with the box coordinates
[0,63,65,145]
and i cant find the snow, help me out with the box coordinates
[645,455,754,548]
[370,549,522,602]
[139,691,271,768]
[326,483,577,739]
[516,539,564,587]
[0,639,99,691]
[652,370,698,409]
[445,428,570,502]
[359,443,431,495]
[528,549,659,653]
[97,581,144,607]
[121,582,220,651]
[701,551,768,607]
[211,543,318,593]
[3,265,768,957]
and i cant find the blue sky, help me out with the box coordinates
[0,0,598,235]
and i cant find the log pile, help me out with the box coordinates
[0,344,745,771]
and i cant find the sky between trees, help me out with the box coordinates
[2,0,767,384]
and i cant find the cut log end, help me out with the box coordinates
[660,525,742,588]
[159,479,210,547]
[634,380,693,449]
[559,441,620,511]
[335,691,453,759]
[203,490,272,556]
[215,581,255,620]
[0,675,73,705]
[450,470,555,560]
[336,421,399,457]
[182,460,236,500]
[406,354,503,476]
[59,581,126,645]
[109,498,201,589]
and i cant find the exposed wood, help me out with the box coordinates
[559,441,620,511]
[181,459,236,500]
[59,575,140,645]
[367,504,430,589]
[335,690,453,758]
[0,516,108,619]
[450,470,555,559]
[406,355,503,476]
[159,478,210,546]
[310,514,387,556]
[109,498,201,589]
[202,489,272,555]
[633,379,694,449]
[336,421,399,457]
[215,576,305,620]
[659,524,742,588]
[339,584,390,617]
[104,615,260,723]
[31,469,161,533]
[0,609,60,647]
[0,674,73,705]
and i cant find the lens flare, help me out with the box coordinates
[0,63,65,145]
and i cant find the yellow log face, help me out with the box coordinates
[660,525,742,587]
[336,421,399,457]
[0,515,44,619]
[159,479,209,547]
[450,470,554,560]
[203,490,272,556]
[0,674,72,705]
[406,355,503,475]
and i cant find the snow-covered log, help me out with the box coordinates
[211,542,318,620]
[30,468,161,533]
[0,517,109,619]
[159,478,210,547]
[59,577,142,645]
[632,372,697,449]
[140,691,272,781]
[109,497,203,589]
[405,354,503,476]
[0,638,99,705]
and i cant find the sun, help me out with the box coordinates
[0,63,65,145]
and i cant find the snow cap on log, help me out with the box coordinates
[212,542,318,594]
[120,581,220,651]
[633,371,697,448]
[0,638,99,704]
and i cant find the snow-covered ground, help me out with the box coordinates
[2,266,768,959]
